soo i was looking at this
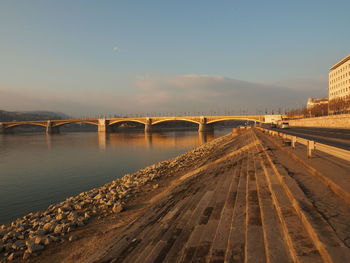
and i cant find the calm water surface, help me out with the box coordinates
[0,129,231,224]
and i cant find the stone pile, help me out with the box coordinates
[0,133,232,261]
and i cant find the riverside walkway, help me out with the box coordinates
[89,129,350,263]
[14,128,350,263]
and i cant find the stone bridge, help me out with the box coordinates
[0,115,275,134]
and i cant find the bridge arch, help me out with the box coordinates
[53,120,99,127]
[108,119,147,126]
[207,117,262,124]
[152,118,200,125]
[5,123,47,129]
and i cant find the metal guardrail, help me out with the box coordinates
[257,127,350,162]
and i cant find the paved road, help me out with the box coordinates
[264,126,350,150]
[95,130,350,263]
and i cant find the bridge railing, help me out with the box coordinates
[256,127,350,162]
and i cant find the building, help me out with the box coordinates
[306,97,328,110]
[329,54,350,103]
[264,114,282,124]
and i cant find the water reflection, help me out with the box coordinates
[102,131,215,149]
[46,134,53,150]
[98,133,107,151]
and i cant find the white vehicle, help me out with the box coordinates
[280,122,290,129]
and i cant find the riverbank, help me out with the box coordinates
[0,131,236,262]
[2,128,350,262]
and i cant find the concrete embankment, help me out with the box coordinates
[288,114,350,129]
[2,128,350,263]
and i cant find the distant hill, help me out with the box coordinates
[0,110,70,122]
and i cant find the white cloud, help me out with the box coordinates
[133,74,325,113]
[112,46,120,52]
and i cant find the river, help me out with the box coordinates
[0,128,232,224]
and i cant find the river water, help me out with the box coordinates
[0,128,231,224]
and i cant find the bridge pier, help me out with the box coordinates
[198,123,213,132]
[145,118,153,133]
[46,121,60,134]
[198,117,213,132]
[98,119,112,133]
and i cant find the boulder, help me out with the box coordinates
[56,213,66,221]
[67,212,79,221]
[53,224,64,234]
[43,222,55,232]
[34,235,44,245]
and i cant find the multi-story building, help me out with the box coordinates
[306,97,328,110]
[329,54,350,113]
[329,54,350,100]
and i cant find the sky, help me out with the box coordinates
[0,0,349,116]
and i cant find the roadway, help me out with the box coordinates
[263,125,350,151]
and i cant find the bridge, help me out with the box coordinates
[0,115,281,134]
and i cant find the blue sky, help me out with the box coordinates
[0,1,349,116]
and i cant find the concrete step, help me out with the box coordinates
[252,144,293,263]
[224,152,248,263]
[256,141,324,263]
[244,150,266,263]
[205,157,242,262]
[130,169,221,263]
[178,160,239,262]
[259,129,350,206]
[257,135,350,263]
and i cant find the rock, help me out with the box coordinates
[93,193,103,200]
[53,224,64,234]
[153,184,159,189]
[49,235,59,243]
[112,202,123,213]
[68,235,78,242]
[7,253,16,261]
[35,229,47,236]
[74,204,82,210]
[34,235,44,245]
[4,242,13,252]
[12,240,26,250]
[23,251,31,260]
[67,212,79,221]
[56,213,66,221]
[43,222,55,232]
[84,212,90,220]
[77,221,85,227]
[26,243,44,254]
[43,237,50,246]
[0,229,7,237]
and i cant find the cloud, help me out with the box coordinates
[112,46,120,52]
[133,74,321,113]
